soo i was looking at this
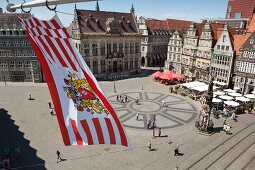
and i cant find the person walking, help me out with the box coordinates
[152,128,155,138]
[28,93,32,100]
[125,95,128,103]
[147,141,152,151]
[50,108,55,116]
[116,95,119,101]
[136,113,139,121]
[48,102,52,109]
[158,128,161,137]
[153,114,156,121]
[56,150,63,163]
[147,120,151,130]
[162,100,165,107]
[174,144,180,156]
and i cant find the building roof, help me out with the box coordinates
[226,0,255,19]
[75,9,138,35]
[232,13,255,56]
[145,18,191,35]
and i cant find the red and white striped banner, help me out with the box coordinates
[19,15,130,148]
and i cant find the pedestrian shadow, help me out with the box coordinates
[150,148,158,151]
[213,127,223,133]
[157,135,168,138]
[28,98,35,101]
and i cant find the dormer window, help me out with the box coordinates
[106,17,120,34]
[250,39,254,44]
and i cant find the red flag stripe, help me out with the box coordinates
[80,119,94,145]
[36,36,56,62]
[28,19,35,28]
[55,38,78,72]
[23,25,71,145]
[42,20,52,29]
[51,19,62,29]
[92,118,105,144]
[70,119,83,145]
[43,36,68,68]
[104,118,116,144]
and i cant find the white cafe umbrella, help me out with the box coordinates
[224,100,240,107]
[251,91,255,94]
[236,97,250,102]
[244,94,255,99]
[212,98,222,103]
[234,87,240,90]
[214,91,225,96]
[228,92,242,97]
[224,89,236,93]
[218,95,234,101]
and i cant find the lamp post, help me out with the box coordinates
[113,77,116,93]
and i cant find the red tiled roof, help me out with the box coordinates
[210,23,225,40]
[76,9,138,34]
[227,0,255,19]
[145,18,192,34]
[166,19,192,31]
[232,13,255,57]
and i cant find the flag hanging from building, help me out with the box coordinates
[19,15,130,148]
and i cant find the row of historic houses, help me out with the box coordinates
[164,20,255,91]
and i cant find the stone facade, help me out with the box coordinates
[69,8,141,80]
[210,25,235,86]
[234,31,255,93]
[137,17,191,67]
[165,30,183,73]
[0,11,42,83]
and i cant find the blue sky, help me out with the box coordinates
[1,0,229,26]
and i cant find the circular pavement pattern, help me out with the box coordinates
[109,92,198,129]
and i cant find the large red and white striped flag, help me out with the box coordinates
[19,15,130,148]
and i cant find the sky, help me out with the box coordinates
[1,0,229,27]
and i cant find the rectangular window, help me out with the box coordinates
[125,43,129,54]
[0,40,4,47]
[84,44,90,56]
[113,43,117,52]
[5,40,11,47]
[100,43,105,55]
[235,12,242,19]
[130,43,134,54]
[221,45,225,50]
[92,44,98,56]
[101,60,106,73]
[9,61,15,68]
[93,61,98,74]
[226,46,229,51]
[223,35,226,42]
[25,61,31,68]
[119,43,123,54]
[129,59,133,69]
[32,62,38,69]
[124,59,128,71]
[135,43,139,53]
[17,61,23,68]
[107,43,111,55]
[217,45,220,50]
[134,57,138,69]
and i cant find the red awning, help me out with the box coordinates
[160,73,174,80]
[172,73,185,79]
[152,71,163,77]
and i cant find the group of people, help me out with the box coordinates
[0,146,21,169]
[116,95,128,103]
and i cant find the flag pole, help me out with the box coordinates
[7,0,98,12]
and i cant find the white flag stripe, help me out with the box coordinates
[87,120,99,144]
[109,116,122,145]
[98,118,110,144]
[34,36,55,64]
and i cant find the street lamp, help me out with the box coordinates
[113,77,116,93]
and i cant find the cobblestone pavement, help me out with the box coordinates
[0,68,255,170]
[109,92,197,129]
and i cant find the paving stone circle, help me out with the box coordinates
[109,92,198,129]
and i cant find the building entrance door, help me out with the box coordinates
[113,61,118,72]
[141,57,145,67]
